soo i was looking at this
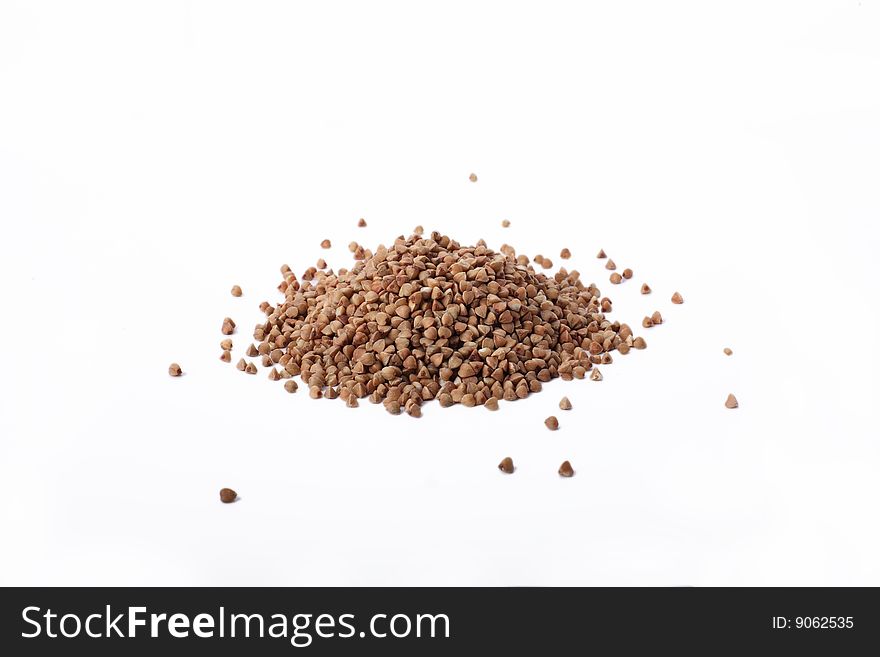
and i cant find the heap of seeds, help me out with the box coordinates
[243,231,643,416]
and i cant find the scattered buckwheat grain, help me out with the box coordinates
[560,248,571,259]
[231,285,243,297]
[651,311,663,325]
[724,347,733,356]
[640,283,651,294]
[498,457,514,474]
[558,461,574,477]
[559,396,572,410]
[590,368,602,381]
[219,488,237,504]
[320,239,331,249]
[220,350,231,363]
[725,393,739,409]
[502,219,510,228]
[545,416,559,431]
[221,317,236,335]
[358,218,367,227]
[284,379,298,393]
[597,249,607,259]
[671,291,684,304]
[469,173,478,182]
[642,316,654,328]
[622,268,632,279]
[168,363,182,377]
[605,259,616,270]
[610,273,622,284]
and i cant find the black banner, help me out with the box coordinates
[1,587,876,654]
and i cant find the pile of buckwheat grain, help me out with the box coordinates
[232,231,646,418]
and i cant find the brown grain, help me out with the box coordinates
[231,231,646,416]
[498,457,514,474]
[168,363,182,377]
[558,461,574,477]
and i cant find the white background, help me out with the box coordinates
[1,1,879,586]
